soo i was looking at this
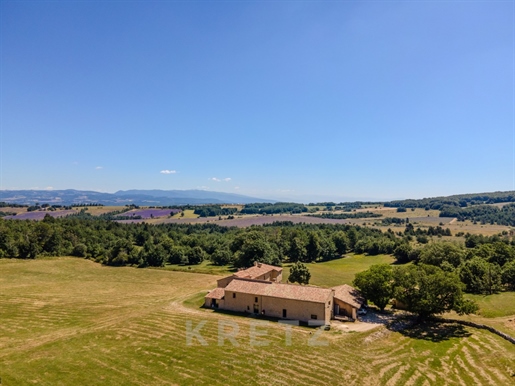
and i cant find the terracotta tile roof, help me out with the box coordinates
[233,263,282,279]
[225,278,333,303]
[205,287,225,299]
[332,284,364,309]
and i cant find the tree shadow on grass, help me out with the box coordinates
[396,321,472,342]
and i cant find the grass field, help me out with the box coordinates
[172,209,199,219]
[282,254,395,287]
[1,257,514,385]
[465,292,515,318]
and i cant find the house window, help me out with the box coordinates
[282,309,287,318]
[232,293,236,298]
[311,314,317,320]
[255,297,258,303]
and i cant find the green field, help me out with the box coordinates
[282,254,395,287]
[1,257,514,385]
[465,292,515,318]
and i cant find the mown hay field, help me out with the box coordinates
[1,257,514,385]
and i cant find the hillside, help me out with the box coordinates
[0,189,275,206]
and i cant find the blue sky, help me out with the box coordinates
[1,1,513,202]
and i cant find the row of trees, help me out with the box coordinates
[439,204,515,226]
[307,212,382,220]
[393,240,515,293]
[239,203,308,215]
[0,216,403,268]
[385,191,515,210]
[193,206,237,218]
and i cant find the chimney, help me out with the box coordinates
[254,261,258,267]
[258,262,262,268]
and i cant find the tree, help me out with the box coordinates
[502,260,515,290]
[168,245,185,264]
[210,247,233,266]
[418,242,466,268]
[288,262,311,285]
[332,231,349,255]
[305,232,321,262]
[288,237,307,262]
[140,243,167,267]
[393,243,412,264]
[234,232,280,268]
[353,264,394,311]
[187,246,206,265]
[393,264,478,319]
[458,257,503,294]
[489,242,515,267]
[72,243,88,257]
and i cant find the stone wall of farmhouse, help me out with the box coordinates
[223,290,332,323]
[223,291,260,314]
[262,296,332,324]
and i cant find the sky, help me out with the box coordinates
[1,1,514,202]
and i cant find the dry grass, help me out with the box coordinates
[77,205,127,215]
[0,207,27,214]
[1,257,514,385]
[447,220,511,236]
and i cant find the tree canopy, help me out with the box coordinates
[353,264,394,311]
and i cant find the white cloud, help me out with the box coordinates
[223,177,232,182]
[160,170,177,174]
[209,177,231,182]
[95,166,103,170]
[45,186,54,190]
[234,186,240,190]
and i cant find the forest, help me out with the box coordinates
[0,215,514,295]
[384,190,515,210]
[439,203,515,226]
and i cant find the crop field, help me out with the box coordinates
[1,257,514,385]
[0,207,27,215]
[447,220,511,236]
[171,209,199,219]
[4,209,77,220]
[363,207,442,218]
[79,206,129,215]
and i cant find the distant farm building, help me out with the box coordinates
[205,263,364,325]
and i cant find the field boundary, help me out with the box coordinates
[433,317,515,345]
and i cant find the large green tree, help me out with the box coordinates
[353,264,394,311]
[418,242,466,268]
[393,264,478,319]
[288,262,311,285]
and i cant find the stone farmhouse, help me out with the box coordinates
[204,262,364,324]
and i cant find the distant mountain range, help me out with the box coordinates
[0,189,276,206]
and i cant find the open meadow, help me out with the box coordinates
[1,257,514,385]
